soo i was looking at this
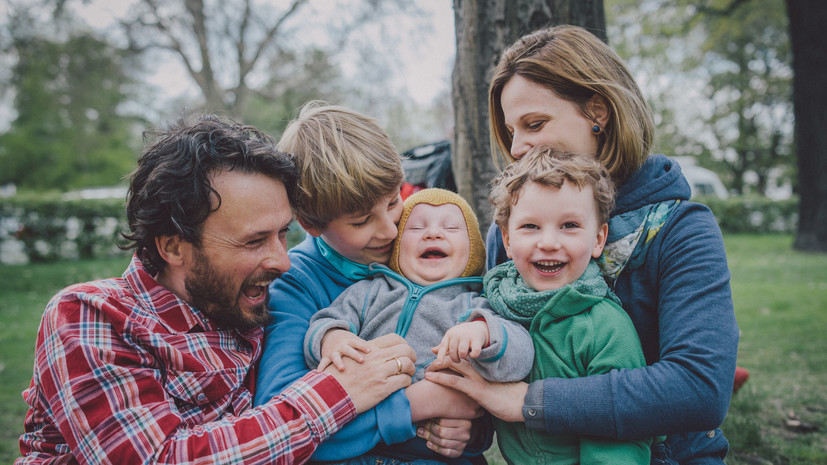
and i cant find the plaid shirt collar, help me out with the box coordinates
[122,253,222,335]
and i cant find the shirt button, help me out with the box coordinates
[197,393,207,402]
[706,430,716,438]
[526,408,537,417]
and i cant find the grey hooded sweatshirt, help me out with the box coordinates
[305,264,534,383]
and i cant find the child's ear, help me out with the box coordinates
[155,235,189,267]
[297,218,322,237]
[592,223,609,259]
[501,228,514,259]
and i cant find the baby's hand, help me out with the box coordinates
[432,320,489,364]
[319,329,371,371]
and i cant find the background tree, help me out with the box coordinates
[104,0,419,123]
[242,46,346,135]
[692,0,791,196]
[606,0,792,197]
[787,0,827,252]
[0,0,443,192]
[114,0,309,120]
[0,10,142,191]
[452,0,606,232]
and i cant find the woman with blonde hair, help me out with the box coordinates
[427,25,738,464]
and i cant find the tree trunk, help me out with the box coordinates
[787,0,827,251]
[451,0,606,235]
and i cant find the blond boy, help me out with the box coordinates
[254,102,488,463]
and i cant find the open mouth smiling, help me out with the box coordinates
[420,248,448,259]
[534,260,566,273]
[242,280,271,299]
[242,274,280,303]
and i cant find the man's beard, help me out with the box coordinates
[184,248,274,331]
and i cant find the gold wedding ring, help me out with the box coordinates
[394,357,403,375]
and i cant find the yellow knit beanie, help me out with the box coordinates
[389,188,486,278]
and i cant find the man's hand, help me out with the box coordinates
[425,359,527,423]
[318,329,372,371]
[323,333,416,413]
[432,320,489,363]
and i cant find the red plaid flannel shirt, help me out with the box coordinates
[17,254,356,464]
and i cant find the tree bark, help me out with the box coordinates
[787,0,827,251]
[451,0,606,235]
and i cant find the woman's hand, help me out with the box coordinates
[426,358,528,423]
[416,418,473,458]
[405,374,484,422]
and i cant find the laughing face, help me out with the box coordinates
[502,180,607,292]
[182,171,293,331]
[397,203,470,286]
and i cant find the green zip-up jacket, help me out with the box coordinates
[493,285,651,465]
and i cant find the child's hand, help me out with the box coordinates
[432,320,489,364]
[319,329,371,371]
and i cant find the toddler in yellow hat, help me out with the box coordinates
[306,188,533,388]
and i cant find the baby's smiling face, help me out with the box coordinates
[397,203,470,286]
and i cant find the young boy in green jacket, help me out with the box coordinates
[483,147,652,465]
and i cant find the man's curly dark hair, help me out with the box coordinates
[121,114,299,276]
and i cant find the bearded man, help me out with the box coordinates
[16,115,415,464]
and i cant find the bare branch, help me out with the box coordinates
[244,0,307,78]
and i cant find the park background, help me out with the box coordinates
[0,0,825,464]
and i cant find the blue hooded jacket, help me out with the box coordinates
[255,235,490,463]
[254,236,416,461]
[486,155,739,463]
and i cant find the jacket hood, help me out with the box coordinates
[614,154,691,215]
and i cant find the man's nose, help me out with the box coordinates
[263,237,291,273]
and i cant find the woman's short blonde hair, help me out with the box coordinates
[488,25,654,185]
[278,101,404,230]
[490,147,615,231]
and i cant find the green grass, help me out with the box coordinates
[2,235,825,463]
[0,254,132,462]
[722,235,827,465]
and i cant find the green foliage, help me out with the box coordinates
[698,0,793,196]
[606,0,794,196]
[699,195,799,233]
[0,193,309,264]
[243,48,347,138]
[0,28,143,191]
